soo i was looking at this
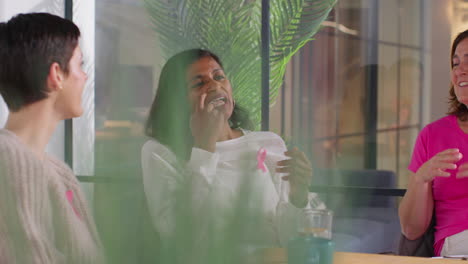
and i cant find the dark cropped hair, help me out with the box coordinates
[448,29,468,120]
[0,13,80,111]
[145,49,253,161]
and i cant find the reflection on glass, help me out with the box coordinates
[313,137,337,171]
[398,128,419,188]
[336,136,365,169]
[377,131,397,173]
[400,48,422,127]
[337,38,366,135]
[378,0,399,43]
[377,45,398,130]
[94,2,158,263]
[400,0,421,47]
[334,0,366,38]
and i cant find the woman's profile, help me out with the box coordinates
[0,13,104,263]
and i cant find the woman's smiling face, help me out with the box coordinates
[186,56,234,118]
[452,37,468,106]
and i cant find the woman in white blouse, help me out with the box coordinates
[141,49,324,254]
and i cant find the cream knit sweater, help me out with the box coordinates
[0,129,104,263]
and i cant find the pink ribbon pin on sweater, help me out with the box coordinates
[66,190,81,219]
[257,148,267,172]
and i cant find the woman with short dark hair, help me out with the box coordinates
[0,13,104,263]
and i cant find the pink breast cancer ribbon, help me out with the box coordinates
[257,148,267,172]
[66,190,81,219]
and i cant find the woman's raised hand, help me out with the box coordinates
[276,147,313,208]
[190,93,227,152]
[416,148,462,182]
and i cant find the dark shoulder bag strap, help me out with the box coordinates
[398,216,435,257]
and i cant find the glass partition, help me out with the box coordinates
[70,0,468,258]
[268,0,427,253]
[270,0,425,189]
[2,0,467,260]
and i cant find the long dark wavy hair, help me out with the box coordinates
[145,49,253,161]
[448,29,468,121]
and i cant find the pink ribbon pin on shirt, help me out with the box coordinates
[66,190,81,219]
[257,148,267,172]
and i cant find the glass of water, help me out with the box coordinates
[298,209,333,240]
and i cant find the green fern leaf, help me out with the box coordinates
[145,0,335,129]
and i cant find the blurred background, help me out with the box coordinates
[0,0,466,262]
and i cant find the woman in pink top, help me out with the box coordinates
[399,29,468,256]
